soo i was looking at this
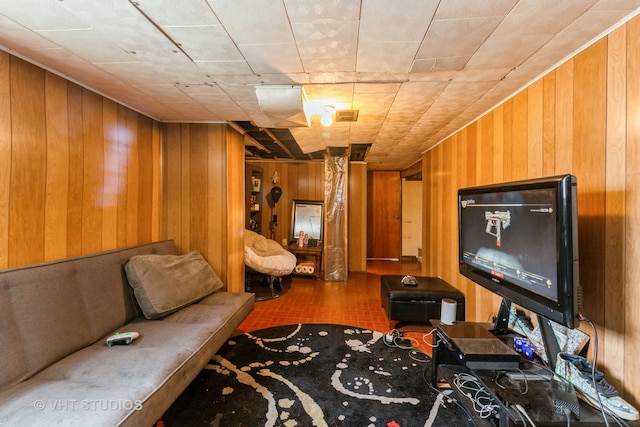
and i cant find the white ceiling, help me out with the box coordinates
[0,0,639,170]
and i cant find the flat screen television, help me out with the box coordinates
[458,174,581,337]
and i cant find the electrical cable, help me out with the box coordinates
[421,327,439,348]
[427,383,479,427]
[510,404,528,426]
[407,349,430,363]
[452,372,500,419]
[563,406,572,427]
[515,403,537,427]
[579,314,610,427]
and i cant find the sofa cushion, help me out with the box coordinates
[125,251,223,319]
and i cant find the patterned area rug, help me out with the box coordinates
[160,323,471,426]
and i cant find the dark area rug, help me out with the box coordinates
[160,323,472,426]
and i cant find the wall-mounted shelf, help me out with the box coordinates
[246,166,263,233]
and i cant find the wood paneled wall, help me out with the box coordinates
[422,18,640,406]
[164,123,245,292]
[0,52,245,292]
[0,54,163,269]
[246,160,368,272]
[245,160,325,246]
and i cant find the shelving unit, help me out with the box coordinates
[288,243,323,279]
[246,166,263,233]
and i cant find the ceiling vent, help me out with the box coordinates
[335,110,359,122]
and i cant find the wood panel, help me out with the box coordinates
[81,89,104,255]
[0,53,9,269]
[100,99,118,252]
[625,16,640,402]
[67,83,84,257]
[9,58,46,266]
[573,39,607,333]
[0,53,163,270]
[348,162,367,272]
[604,23,627,396]
[163,123,245,291]
[44,73,69,261]
[421,16,640,407]
[225,127,246,292]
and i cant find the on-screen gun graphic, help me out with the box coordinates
[485,210,511,247]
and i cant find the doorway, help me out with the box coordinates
[367,171,401,260]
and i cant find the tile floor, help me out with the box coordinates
[237,260,435,352]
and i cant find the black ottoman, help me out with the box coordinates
[380,275,465,324]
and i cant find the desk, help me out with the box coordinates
[288,243,323,279]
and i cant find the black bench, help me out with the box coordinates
[380,275,465,324]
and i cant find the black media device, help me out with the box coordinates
[433,320,520,370]
[457,174,581,369]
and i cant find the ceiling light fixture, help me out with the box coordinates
[320,105,335,127]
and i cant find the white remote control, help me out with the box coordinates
[106,331,139,347]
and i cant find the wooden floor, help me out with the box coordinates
[237,260,434,344]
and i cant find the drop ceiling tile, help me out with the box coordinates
[434,0,518,19]
[195,60,254,76]
[592,0,640,11]
[133,84,194,103]
[352,94,394,112]
[132,0,220,26]
[417,16,503,59]
[539,8,640,59]
[0,16,60,50]
[467,34,550,69]
[175,81,224,95]
[355,109,389,122]
[356,41,421,73]
[305,83,354,108]
[432,56,471,72]
[97,62,167,86]
[359,0,438,41]
[208,0,293,45]
[36,29,134,63]
[395,81,448,108]
[0,0,90,31]
[238,43,303,74]
[19,46,111,84]
[410,58,437,72]
[195,97,249,121]
[495,0,595,36]
[354,82,401,94]
[285,0,361,23]
[292,21,358,61]
[161,25,244,62]
[300,57,357,73]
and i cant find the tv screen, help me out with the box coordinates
[458,174,580,329]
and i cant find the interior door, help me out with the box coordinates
[367,171,402,260]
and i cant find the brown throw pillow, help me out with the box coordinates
[125,251,223,319]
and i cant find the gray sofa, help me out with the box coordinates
[0,240,254,426]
